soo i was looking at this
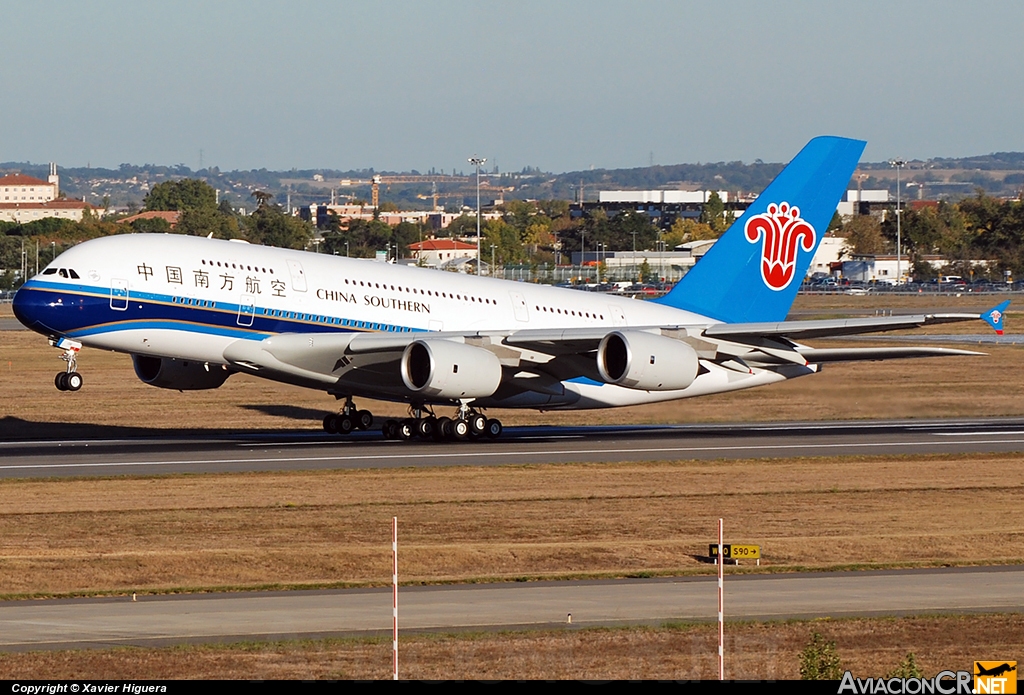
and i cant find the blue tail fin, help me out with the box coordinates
[654,136,866,323]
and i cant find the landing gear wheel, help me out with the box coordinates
[55,372,69,391]
[451,418,470,441]
[417,417,436,439]
[337,414,355,435]
[484,418,502,439]
[355,410,373,430]
[468,413,487,436]
[66,372,83,391]
[398,418,416,441]
[435,417,453,441]
[382,419,398,440]
[323,414,339,434]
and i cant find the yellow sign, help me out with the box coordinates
[708,544,761,559]
[975,661,1017,694]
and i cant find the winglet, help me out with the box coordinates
[981,300,1010,335]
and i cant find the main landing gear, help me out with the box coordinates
[322,397,374,435]
[50,337,84,392]
[381,402,502,442]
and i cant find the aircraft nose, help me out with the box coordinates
[12,283,57,334]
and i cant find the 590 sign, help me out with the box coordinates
[708,544,761,559]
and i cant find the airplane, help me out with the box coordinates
[12,136,1009,442]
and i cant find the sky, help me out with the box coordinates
[2,1,1022,173]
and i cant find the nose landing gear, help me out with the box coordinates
[50,337,83,392]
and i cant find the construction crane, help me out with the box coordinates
[371,175,382,209]
[342,174,482,210]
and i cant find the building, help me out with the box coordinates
[0,164,59,203]
[117,211,181,229]
[0,164,99,223]
[407,239,478,267]
[0,199,101,224]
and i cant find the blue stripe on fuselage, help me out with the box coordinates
[13,281,425,342]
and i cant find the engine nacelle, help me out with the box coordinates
[400,340,502,400]
[596,331,700,391]
[132,355,232,390]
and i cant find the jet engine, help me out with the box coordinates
[132,355,233,390]
[400,340,502,399]
[596,331,700,391]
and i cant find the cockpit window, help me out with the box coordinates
[68,269,80,279]
[42,268,57,275]
[58,269,69,278]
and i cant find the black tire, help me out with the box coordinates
[356,410,373,430]
[323,414,339,434]
[417,417,436,439]
[435,417,452,441]
[469,413,487,435]
[382,419,398,439]
[66,372,82,391]
[451,418,469,441]
[398,418,416,441]
[485,418,502,439]
[55,372,68,391]
[337,414,355,435]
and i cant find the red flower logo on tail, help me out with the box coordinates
[744,202,816,291]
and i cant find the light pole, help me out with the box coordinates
[631,230,638,283]
[889,158,906,285]
[469,156,486,275]
[490,244,496,277]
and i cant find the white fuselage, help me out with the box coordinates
[17,234,808,409]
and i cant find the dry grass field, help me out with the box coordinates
[1,454,1021,596]
[1,614,1020,680]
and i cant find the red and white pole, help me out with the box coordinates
[393,516,398,681]
[718,517,724,681]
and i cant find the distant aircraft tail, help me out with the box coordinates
[654,136,866,323]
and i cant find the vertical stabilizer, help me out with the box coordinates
[654,136,866,323]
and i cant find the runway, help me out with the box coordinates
[2,417,1024,478]
[1,566,1021,651]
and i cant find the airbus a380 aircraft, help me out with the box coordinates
[13,137,1008,441]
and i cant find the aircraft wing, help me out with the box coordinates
[703,312,988,341]
[222,300,1005,397]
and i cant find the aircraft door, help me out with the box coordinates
[509,291,530,322]
[237,295,256,327]
[287,259,307,292]
[608,305,627,326]
[110,278,129,311]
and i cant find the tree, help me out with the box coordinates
[886,653,922,679]
[177,206,240,239]
[243,205,312,250]
[842,215,887,256]
[129,217,172,234]
[700,191,728,235]
[800,632,842,680]
[639,258,652,283]
[144,179,217,212]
